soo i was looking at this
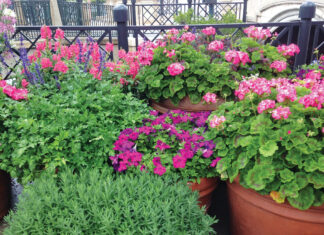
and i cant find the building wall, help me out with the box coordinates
[246,0,324,22]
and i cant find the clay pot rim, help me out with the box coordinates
[228,176,324,223]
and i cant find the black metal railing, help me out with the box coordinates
[1,2,324,80]
[12,0,52,26]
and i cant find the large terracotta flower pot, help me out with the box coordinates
[0,170,11,220]
[151,96,225,113]
[227,177,324,235]
[188,177,218,210]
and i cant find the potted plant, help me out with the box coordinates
[110,110,220,209]
[205,72,324,234]
[135,26,296,113]
[4,168,217,234]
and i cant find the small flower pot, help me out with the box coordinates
[0,170,11,220]
[227,177,324,235]
[151,96,225,113]
[188,177,218,210]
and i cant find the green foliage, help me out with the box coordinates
[206,77,324,210]
[4,168,217,235]
[0,72,150,184]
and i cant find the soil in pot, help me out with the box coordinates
[188,177,218,210]
[0,170,11,220]
[151,96,225,113]
[227,177,324,235]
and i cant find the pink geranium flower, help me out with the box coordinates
[271,106,291,120]
[270,60,287,72]
[257,99,276,114]
[167,63,185,76]
[202,26,216,36]
[210,115,226,128]
[203,92,217,103]
[207,40,224,52]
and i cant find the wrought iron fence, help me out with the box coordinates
[57,0,115,26]
[11,0,247,26]
[126,0,247,26]
[2,2,324,79]
[0,26,118,79]
[11,0,52,25]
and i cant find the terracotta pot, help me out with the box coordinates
[227,177,324,235]
[188,177,218,210]
[0,170,11,220]
[151,96,225,113]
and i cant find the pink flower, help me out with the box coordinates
[36,41,46,51]
[181,32,196,42]
[322,127,324,133]
[277,44,300,56]
[210,115,226,128]
[52,54,61,61]
[287,130,291,135]
[155,140,171,151]
[41,58,53,69]
[210,157,221,167]
[257,99,276,114]
[225,50,250,65]
[207,40,224,52]
[0,80,7,87]
[153,157,161,166]
[40,25,52,39]
[270,60,287,72]
[140,165,146,172]
[154,165,166,176]
[167,63,185,76]
[202,26,216,36]
[184,25,189,31]
[306,71,321,80]
[21,79,29,88]
[271,106,291,120]
[172,155,187,168]
[54,28,64,39]
[203,92,217,103]
[169,28,179,35]
[276,85,297,103]
[243,26,271,40]
[118,49,127,59]
[53,61,69,73]
[105,42,114,52]
[164,49,176,58]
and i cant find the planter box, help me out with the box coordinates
[0,170,11,220]
[227,178,324,235]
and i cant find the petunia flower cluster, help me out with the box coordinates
[110,110,221,178]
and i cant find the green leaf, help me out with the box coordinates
[169,78,184,95]
[287,186,314,210]
[279,169,294,183]
[186,76,198,88]
[259,141,278,157]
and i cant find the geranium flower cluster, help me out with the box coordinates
[235,75,323,120]
[110,110,221,177]
[277,44,300,56]
[207,40,224,52]
[209,115,226,128]
[167,63,185,76]
[225,50,251,66]
[0,79,28,100]
[270,60,287,72]
[203,92,217,103]
[243,26,271,40]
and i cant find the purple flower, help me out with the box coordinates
[210,157,221,167]
[173,155,187,168]
[155,140,171,151]
[152,157,161,166]
[202,149,213,158]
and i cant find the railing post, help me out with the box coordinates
[131,0,136,26]
[242,0,248,22]
[294,1,316,68]
[188,0,192,9]
[113,4,129,52]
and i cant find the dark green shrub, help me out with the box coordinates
[0,73,150,184]
[4,168,217,234]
